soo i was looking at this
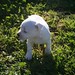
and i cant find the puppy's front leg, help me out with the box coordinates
[25,41,32,60]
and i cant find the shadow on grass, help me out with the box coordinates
[26,53,58,75]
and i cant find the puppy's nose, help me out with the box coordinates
[17,33,20,37]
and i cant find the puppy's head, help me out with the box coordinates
[17,19,43,42]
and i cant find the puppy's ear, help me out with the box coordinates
[35,23,43,30]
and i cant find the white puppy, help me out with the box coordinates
[17,15,51,60]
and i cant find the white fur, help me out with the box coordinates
[17,15,51,60]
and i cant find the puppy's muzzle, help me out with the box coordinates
[16,33,20,40]
[17,33,20,37]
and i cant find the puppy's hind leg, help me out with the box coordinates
[45,39,51,54]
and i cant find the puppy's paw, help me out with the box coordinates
[25,52,32,60]
[45,49,50,55]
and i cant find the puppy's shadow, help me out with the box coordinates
[26,53,58,75]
